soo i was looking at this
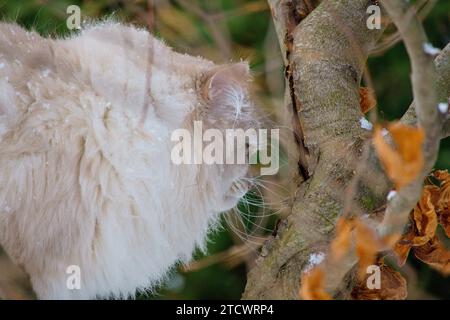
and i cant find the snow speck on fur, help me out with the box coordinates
[0,22,255,299]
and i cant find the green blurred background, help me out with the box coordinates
[0,0,448,299]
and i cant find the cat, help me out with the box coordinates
[0,21,256,299]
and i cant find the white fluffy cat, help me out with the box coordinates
[0,21,255,299]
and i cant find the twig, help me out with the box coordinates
[401,43,450,139]
[369,0,437,56]
[176,0,232,59]
[243,0,385,299]
[378,0,440,238]
[322,0,445,297]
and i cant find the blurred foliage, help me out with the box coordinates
[0,0,448,300]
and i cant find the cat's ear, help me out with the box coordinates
[203,62,251,102]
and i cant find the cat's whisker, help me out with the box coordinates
[224,214,269,246]
[232,206,274,233]
[0,19,284,299]
[242,179,290,202]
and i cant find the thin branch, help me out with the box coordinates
[243,0,384,299]
[322,0,446,297]
[369,0,437,56]
[318,1,448,297]
[322,1,446,296]
[244,0,449,300]
[401,43,450,139]
[176,0,232,59]
[378,0,441,237]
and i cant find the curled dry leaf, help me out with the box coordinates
[330,218,353,261]
[414,236,450,276]
[392,221,415,266]
[359,87,377,114]
[299,267,331,300]
[433,170,450,237]
[424,184,441,207]
[373,123,425,189]
[311,215,402,300]
[393,187,438,265]
[306,217,384,300]
[354,219,380,278]
[412,188,438,246]
[434,170,450,206]
[351,263,407,300]
[393,173,450,272]
[439,209,450,238]
[330,218,384,278]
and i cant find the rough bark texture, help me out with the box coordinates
[243,0,449,300]
[243,0,385,299]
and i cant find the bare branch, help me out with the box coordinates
[319,0,447,297]
[244,0,448,300]
[243,0,384,299]
[401,43,450,139]
[378,0,441,238]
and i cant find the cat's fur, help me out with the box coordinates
[0,22,255,299]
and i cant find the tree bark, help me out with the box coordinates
[243,0,449,299]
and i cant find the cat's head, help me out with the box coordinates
[168,61,257,214]
[193,62,257,213]
[198,62,254,127]
[76,23,258,213]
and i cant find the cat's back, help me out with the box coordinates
[0,22,39,54]
[0,23,54,71]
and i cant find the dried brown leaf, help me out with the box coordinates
[299,267,332,300]
[359,87,377,114]
[393,186,439,265]
[414,236,450,276]
[412,188,438,246]
[433,170,450,237]
[351,263,407,300]
[330,218,353,261]
[392,222,415,266]
[330,218,385,278]
[354,219,379,278]
[374,123,425,189]
[438,209,450,238]
[434,170,450,205]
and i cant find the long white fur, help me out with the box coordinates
[0,22,254,299]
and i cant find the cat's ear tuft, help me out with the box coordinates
[203,62,251,101]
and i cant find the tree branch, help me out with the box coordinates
[319,1,445,297]
[377,0,441,237]
[401,43,450,139]
[243,0,385,299]
[244,0,448,300]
